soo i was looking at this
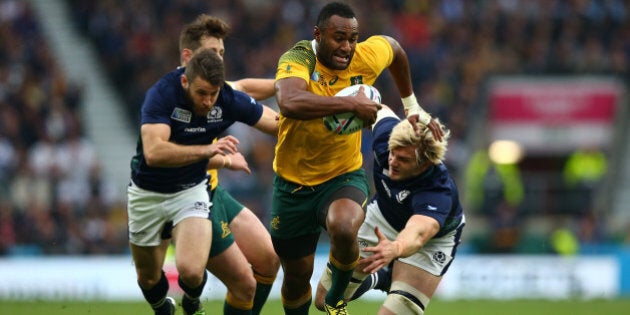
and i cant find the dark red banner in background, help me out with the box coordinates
[488,77,623,154]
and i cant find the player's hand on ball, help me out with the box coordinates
[351,86,381,125]
[324,84,382,134]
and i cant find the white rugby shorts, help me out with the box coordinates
[127,180,212,246]
[358,200,465,276]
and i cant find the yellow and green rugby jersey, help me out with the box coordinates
[274,35,394,186]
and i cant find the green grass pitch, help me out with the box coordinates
[1,298,630,314]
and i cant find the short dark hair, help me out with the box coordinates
[184,49,225,86]
[179,14,230,53]
[316,2,356,29]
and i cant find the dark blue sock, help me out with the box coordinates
[178,271,207,314]
[140,270,171,314]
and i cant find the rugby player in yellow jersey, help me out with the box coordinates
[178,14,279,315]
[271,2,442,315]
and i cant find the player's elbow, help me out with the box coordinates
[278,104,298,118]
[277,99,303,119]
[143,150,165,167]
[143,154,160,167]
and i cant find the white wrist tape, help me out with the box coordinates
[402,93,431,125]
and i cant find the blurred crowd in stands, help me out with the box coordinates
[0,0,125,255]
[1,0,628,256]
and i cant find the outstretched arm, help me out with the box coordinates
[231,78,276,101]
[142,123,239,168]
[253,104,280,136]
[359,215,439,274]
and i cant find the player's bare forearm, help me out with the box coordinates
[143,127,239,167]
[396,215,440,257]
[276,77,358,119]
[254,105,280,135]
[383,35,414,99]
[233,78,276,101]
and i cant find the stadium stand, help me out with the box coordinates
[2,0,628,256]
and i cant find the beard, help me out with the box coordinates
[183,88,210,117]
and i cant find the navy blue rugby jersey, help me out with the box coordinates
[370,117,464,237]
[130,67,263,193]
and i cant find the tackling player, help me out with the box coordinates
[317,104,465,315]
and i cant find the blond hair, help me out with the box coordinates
[388,119,450,165]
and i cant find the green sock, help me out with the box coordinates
[283,298,311,315]
[325,262,354,306]
[252,282,273,315]
[224,300,252,315]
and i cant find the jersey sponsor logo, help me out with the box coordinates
[350,76,364,85]
[171,108,192,123]
[328,75,338,85]
[207,106,223,123]
[184,127,206,133]
[396,190,410,203]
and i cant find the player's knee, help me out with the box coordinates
[135,267,165,289]
[326,204,363,240]
[327,221,357,244]
[284,273,311,292]
[226,291,255,310]
[137,274,161,290]
[254,270,277,286]
[382,281,430,315]
[176,265,206,287]
[270,254,281,271]
[254,252,281,277]
[228,281,256,302]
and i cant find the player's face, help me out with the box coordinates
[181,75,221,116]
[197,36,225,61]
[388,146,423,181]
[315,15,358,70]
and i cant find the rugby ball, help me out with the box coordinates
[323,84,381,135]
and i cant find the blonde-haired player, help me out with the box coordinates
[317,105,465,314]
